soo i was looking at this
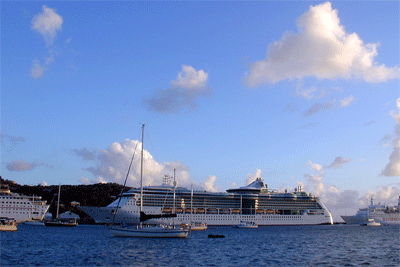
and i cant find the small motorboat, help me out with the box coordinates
[189,222,208,231]
[362,218,381,227]
[0,217,18,231]
[233,221,258,228]
[208,234,225,238]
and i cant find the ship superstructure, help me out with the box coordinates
[341,197,400,225]
[0,185,50,223]
[79,177,333,226]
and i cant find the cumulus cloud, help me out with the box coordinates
[381,98,400,176]
[200,175,218,192]
[32,5,63,45]
[75,139,209,190]
[30,6,62,79]
[145,65,211,113]
[340,95,355,107]
[307,161,324,173]
[244,2,399,87]
[6,159,43,172]
[307,156,350,174]
[245,169,263,185]
[303,100,336,116]
[301,160,399,221]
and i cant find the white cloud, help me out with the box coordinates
[244,2,399,87]
[381,98,400,176]
[75,139,212,190]
[295,86,317,100]
[31,59,45,79]
[340,95,355,107]
[145,65,211,113]
[301,164,400,221]
[307,161,324,173]
[40,181,48,186]
[171,65,209,89]
[245,169,263,185]
[32,5,63,46]
[200,175,218,192]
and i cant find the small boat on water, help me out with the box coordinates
[24,219,45,226]
[234,221,258,228]
[189,222,208,231]
[0,217,18,231]
[44,218,78,227]
[362,218,381,227]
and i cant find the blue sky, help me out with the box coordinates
[1,1,399,220]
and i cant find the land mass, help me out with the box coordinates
[1,176,129,223]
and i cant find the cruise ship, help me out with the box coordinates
[0,184,50,223]
[341,197,400,225]
[78,177,333,226]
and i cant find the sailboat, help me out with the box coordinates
[109,124,189,238]
[44,185,78,227]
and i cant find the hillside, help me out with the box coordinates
[1,176,131,222]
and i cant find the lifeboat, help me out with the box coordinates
[162,208,172,213]
[175,208,183,213]
[185,208,194,213]
[196,208,205,214]
[207,208,218,214]
[265,209,275,214]
[256,209,264,214]
[219,208,230,214]
[231,209,241,214]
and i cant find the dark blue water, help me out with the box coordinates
[1,224,399,266]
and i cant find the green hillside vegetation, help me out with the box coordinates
[1,176,131,223]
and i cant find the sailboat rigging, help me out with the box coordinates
[44,184,78,227]
[109,124,189,238]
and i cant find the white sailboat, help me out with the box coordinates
[109,124,189,238]
[44,184,78,227]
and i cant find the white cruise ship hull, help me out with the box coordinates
[0,191,50,223]
[78,178,333,226]
[79,205,332,226]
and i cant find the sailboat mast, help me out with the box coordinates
[173,168,176,228]
[56,184,61,219]
[140,124,145,213]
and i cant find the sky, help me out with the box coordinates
[1,1,399,221]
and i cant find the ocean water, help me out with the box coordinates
[1,224,399,266]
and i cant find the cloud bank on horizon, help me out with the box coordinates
[244,2,399,87]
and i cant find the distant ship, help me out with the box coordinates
[0,184,50,223]
[341,197,400,225]
[78,177,333,226]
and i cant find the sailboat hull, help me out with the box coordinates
[109,226,189,238]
